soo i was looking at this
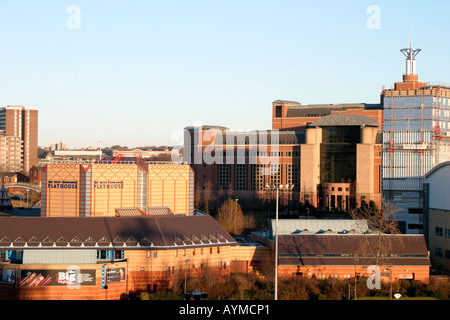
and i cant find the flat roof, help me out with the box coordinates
[307,113,380,128]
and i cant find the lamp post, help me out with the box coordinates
[184,259,190,294]
[266,183,294,301]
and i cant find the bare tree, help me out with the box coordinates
[349,202,401,265]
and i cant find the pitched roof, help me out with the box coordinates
[0,215,236,249]
[277,234,430,267]
[273,219,369,235]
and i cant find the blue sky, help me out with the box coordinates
[0,0,449,148]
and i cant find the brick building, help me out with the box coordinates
[272,100,382,132]
[184,106,383,211]
[0,215,240,300]
[252,219,431,283]
[0,106,38,173]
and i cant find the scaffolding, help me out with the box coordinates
[382,86,450,232]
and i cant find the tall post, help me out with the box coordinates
[184,259,190,294]
[390,268,393,300]
[274,186,279,300]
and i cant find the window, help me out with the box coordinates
[252,164,266,191]
[234,164,247,190]
[286,164,299,191]
[436,227,443,237]
[115,250,123,259]
[435,247,443,257]
[97,250,124,260]
[269,164,281,187]
[445,229,450,238]
[275,106,282,118]
[218,164,231,189]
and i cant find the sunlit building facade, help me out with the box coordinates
[382,45,450,233]
[41,157,194,217]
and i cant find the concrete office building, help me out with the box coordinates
[382,44,450,233]
[0,106,38,173]
[184,111,382,211]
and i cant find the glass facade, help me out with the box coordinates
[320,126,360,185]
[382,93,450,233]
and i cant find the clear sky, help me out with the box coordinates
[0,0,449,149]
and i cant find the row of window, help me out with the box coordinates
[218,163,300,191]
[147,247,222,259]
[167,261,228,274]
[435,227,450,238]
[1,248,227,261]
[434,248,450,260]
[0,250,125,262]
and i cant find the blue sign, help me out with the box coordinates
[101,265,106,289]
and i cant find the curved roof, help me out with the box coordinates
[424,161,450,178]
[308,113,380,128]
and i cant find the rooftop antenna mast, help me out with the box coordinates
[400,27,421,75]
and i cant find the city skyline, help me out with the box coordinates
[1,1,449,148]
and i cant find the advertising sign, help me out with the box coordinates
[0,268,16,284]
[47,181,78,189]
[106,268,126,283]
[20,269,96,287]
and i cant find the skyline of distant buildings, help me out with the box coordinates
[1,43,449,239]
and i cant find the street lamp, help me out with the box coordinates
[266,183,294,300]
[184,259,190,294]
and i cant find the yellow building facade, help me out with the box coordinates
[41,158,194,217]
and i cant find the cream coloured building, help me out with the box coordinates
[41,157,194,217]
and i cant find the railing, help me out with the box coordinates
[3,182,41,191]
